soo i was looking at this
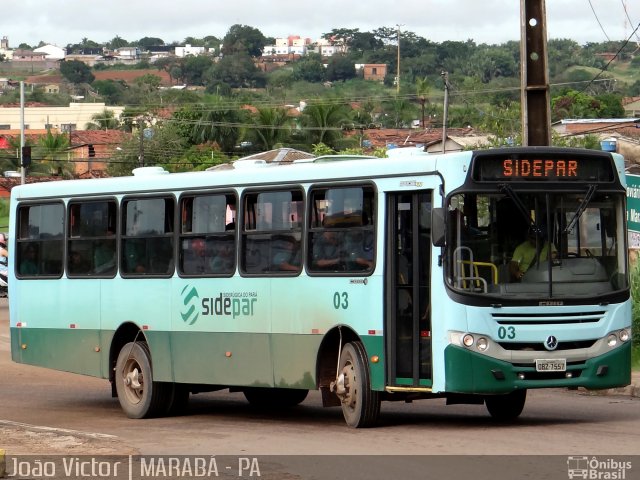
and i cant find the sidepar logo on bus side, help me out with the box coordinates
[181,285,257,325]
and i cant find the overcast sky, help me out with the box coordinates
[3,0,639,48]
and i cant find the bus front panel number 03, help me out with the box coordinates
[497,326,516,339]
[333,292,349,310]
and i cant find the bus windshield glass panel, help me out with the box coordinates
[445,190,627,299]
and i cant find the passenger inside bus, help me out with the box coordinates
[182,237,208,275]
[272,236,301,272]
[68,250,91,274]
[346,231,374,270]
[312,229,342,270]
[93,235,116,274]
[209,237,235,274]
[19,245,38,275]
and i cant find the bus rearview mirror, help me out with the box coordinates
[432,208,445,246]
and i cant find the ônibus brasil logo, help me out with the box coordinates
[181,285,200,325]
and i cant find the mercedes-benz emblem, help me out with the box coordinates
[544,335,558,351]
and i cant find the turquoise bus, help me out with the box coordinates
[9,147,632,427]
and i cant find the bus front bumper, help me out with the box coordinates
[444,342,631,394]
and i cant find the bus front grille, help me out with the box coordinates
[492,311,605,325]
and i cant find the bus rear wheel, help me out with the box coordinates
[336,341,380,428]
[115,341,171,419]
[485,389,527,421]
[243,388,308,408]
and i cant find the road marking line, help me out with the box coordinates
[0,420,117,439]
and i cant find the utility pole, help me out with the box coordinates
[441,71,450,154]
[20,81,25,185]
[520,0,551,146]
[138,121,145,168]
[396,24,403,94]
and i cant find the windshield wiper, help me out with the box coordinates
[499,184,543,235]
[564,184,597,233]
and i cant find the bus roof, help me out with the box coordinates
[10,150,450,201]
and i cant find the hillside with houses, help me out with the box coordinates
[1,25,639,189]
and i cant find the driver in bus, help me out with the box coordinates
[509,227,556,281]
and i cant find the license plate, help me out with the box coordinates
[535,358,566,372]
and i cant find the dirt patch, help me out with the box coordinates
[0,425,136,455]
[93,69,173,86]
[25,69,173,87]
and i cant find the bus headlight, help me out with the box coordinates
[462,334,475,347]
[476,337,489,352]
[607,334,617,348]
[618,329,630,343]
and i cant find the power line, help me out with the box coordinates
[579,21,640,93]
[588,0,611,41]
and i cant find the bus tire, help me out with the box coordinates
[243,388,308,408]
[485,389,527,421]
[338,341,380,428]
[115,341,171,419]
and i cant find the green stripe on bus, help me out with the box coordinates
[444,343,631,393]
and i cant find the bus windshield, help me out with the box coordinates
[445,190,627,300]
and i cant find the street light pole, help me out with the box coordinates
[20,81,25,185]
[441,71,450,154]
[396,24,402,94]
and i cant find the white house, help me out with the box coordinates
[33,44,66,60]
[175,45,206,57]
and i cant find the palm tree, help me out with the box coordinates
[415,77,430,128]
[85,109,120,130]
[38,130,74,178]
[300,101,352,149]
[191,103,244,154]
[250,107,292,151]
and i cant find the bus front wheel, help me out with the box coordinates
[115,341,171,419]
[336,341,380,428]
[485,389,527,421]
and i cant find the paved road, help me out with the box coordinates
[1,298,639,464]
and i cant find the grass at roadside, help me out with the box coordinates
[633,346,640,371]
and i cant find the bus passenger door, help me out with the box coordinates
[386,192,432,387]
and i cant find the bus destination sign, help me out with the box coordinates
[472,154,615,183]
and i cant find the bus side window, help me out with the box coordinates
[122,197,174,277]
[16,203,64,278]
[308,185,375,274]
[67,200,117,277]
[241,189,303,275]
[179,193,237,277]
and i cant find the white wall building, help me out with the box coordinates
[33,44,66,60]
[0,103,125,131]
[175,44,207,57]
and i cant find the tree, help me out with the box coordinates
[137,37,165,49]
[248,107,292,151]
[221,24,267,57]
[182,55,215,86]
[205,52,265,88]
[381,96,414,128]
[292,54,326,83]
[60,60,95,84]
[326,55,356,82]
[173,102,245,154]
[91,79,127,104]
[37,130,74,178]
[300,101,352,148]
[108,36,129,49]
[85,109,120,130]
[415,77,430,128]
